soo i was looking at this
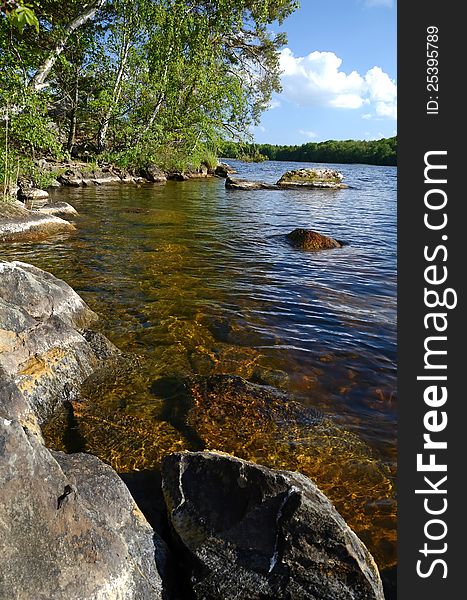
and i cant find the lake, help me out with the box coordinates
[1,160,397,569]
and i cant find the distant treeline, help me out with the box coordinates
[221,137,397,166]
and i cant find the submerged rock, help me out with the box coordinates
[44,372,395,568]
[277,168,347,189]
[0,417,164,600]
[162,451,385,600]
[286,228,343,251]
[0,200,75,242]
[0,261,119,420]
[183,375,395,569]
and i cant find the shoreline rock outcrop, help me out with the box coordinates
[0,410,164,600]
[0,261,119,421]
[0,262,165,599]
[0,200,75,242]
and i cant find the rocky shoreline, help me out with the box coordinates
[1,163,346,244]
[0,261,387,599]
[0,160,237,242]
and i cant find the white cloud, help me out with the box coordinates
[299,129,318,139]
[279,48,396,120]
[365,66,397,119]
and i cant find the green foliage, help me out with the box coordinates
[221,137,397,167]
[7,94,63,157]
[8,5,39,33]
[104,139,220,174]
[1,0,299,171]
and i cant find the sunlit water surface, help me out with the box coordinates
[2,160,397,568]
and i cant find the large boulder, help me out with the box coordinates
[0,261,119,420]
[286,228,343,251]
[162,451,385,600]
[277,168,346,189]
[58,167,124,187]
[0,416,163,600]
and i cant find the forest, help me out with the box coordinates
[1,0,298,187]
[221,137,397,166]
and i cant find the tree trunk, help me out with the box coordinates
[133,94,164,145]
[96,37,130,152]
[67,68,80,153]
[30,0,106,91]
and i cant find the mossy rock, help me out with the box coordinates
[277,168,346,188]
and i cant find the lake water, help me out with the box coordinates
[1,160,397,569]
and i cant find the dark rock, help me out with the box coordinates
[184,164,210,178]
[0,417,163,599]
[17,188,49,208]
[57,169,83,187]
[215,162,237,177]
[162,451,385,600]
[167,172,189,181]
[141,164,167,183]
[277,168,347,189]
[286,228,343,251]
[0,261,119,420]
[225,177,278,190]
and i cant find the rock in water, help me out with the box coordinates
[286,228,342,251]
[0,261,119,420]
[0,417,163,600]
[162,451,385,600]
[277,168,346,189]
[225,177,278,190]
[0,200,75,242]
[37,201,79,217]
[215,162,237,177]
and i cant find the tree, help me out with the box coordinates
[1,0,300,166]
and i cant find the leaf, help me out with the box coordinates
[10,6,39,33]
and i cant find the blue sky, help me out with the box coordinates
[253,0,397,144]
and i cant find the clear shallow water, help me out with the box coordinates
[1,160,397,567]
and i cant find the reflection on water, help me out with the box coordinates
[2,160,397,568]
